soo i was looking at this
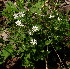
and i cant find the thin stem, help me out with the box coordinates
[45,45,48,69]
[45,58,48,69]
[53,47,62,63]
[52,47,66,68]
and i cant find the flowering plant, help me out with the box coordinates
[1,0,70,68]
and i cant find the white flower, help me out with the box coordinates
[29,31,33,35]
[56,13,58,15]
[18,24,24,26]
[40,9,41,10]
[58,17,62,21]
[54,3,58,5]
[56,3,57,5]
[57,36,59,37]
[47,49,48,51]
[15,20,21,25]
[39,14,45,16]
[15,20,24,26]
[28,30,33,35]
[18,12,25,17]
[13,11,25,18]
[23,45,25,47]
[30,39,37,45]
[32,26,39,32]
[49,15,54,18]
[29,31,32,35]
[13,13,18,19]
[58,17,60,21]
[41,15,45,16]
[35,13,37,14]
[14,2,17,6]
[54,27,58,30]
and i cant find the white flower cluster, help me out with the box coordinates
[30,39,37,45]
[32,26,39,32]
[13,13,18,19]
[15,20,24,26]
[18,12,25,17]
[28,26,39,35]
[49,15,62,21]
[28,26,38,45]
[13,11,25,19]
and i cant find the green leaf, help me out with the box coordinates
[55,46,62,50]
[27,53,30,58]
[67,32,70,37]
[41,50,44,53]
[32,49,36,53]
[30,1,44,14]
[0,62,3,64]
[47,51,51,54]
[1,50,10,60]
[54,36,58,40]
[41,57,43,60]
[45,40,52,45]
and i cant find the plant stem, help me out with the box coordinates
[45,58,48,69]
[52,47,66,68]
[45,45,48,69]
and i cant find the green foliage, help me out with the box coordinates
[1,0,70,68]
[2,1,18,20]
[30,1,44,14]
